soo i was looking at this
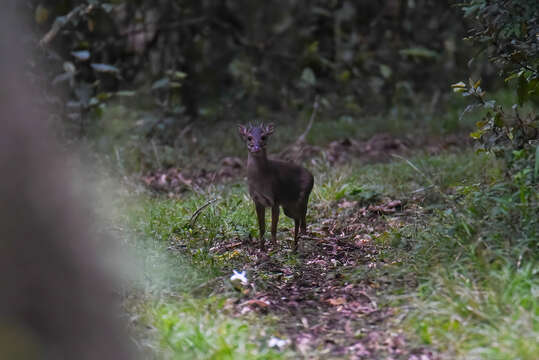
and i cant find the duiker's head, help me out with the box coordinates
[238,123,274,154]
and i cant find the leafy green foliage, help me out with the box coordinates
[462,0,539,73]
[452,78,538,160]
[453,0,538,223]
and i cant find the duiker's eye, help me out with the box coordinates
[261,136,267,141]
[247,136,253,141]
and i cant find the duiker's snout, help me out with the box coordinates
[250,143,262,153]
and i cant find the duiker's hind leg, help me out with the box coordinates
[300,212,307,234]
[271,205,279,245]
[293,218,300,253]
[300,202,308,234]
[283,205,302,253]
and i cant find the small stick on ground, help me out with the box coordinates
[190,199,217,226]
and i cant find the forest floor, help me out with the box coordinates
[113,124,536,360]
[140,133,464,359]
[198,196,431,359]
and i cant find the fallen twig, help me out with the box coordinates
[297,95,320,144]
[190,199,217,226]
[278,96,319,159]
[210,241,243,254]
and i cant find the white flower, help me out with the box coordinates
[230,270,248,289]
[268,336,289,350]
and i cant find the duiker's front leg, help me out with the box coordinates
[255,203,266,250]
[271,205,279,245]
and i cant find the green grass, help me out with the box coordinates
[111,142,537,359]
[312,150,538,359]
[377,152,539,359]
[313,151,501,206]
[130,295,289,360]
[97,177,292,359]
[408,264,538,360]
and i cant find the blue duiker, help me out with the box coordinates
[238,123,314,252]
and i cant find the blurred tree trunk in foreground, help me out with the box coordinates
[0,6,133,360]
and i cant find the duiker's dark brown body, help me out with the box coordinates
[239,124,314,252]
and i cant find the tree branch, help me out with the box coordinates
[39,4,96,47]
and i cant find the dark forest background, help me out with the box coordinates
[23,1,491,145]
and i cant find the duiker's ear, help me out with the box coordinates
[264,123,274,136]
[238,124,248,139]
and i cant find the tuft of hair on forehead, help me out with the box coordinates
[238,122,275,138]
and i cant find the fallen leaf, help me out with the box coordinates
[327,297,347,306]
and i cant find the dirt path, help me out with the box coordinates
[208,199,436,359]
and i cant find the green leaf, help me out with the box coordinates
[101,3,114,13]
[71,50,90,61]
[475,120,487,128]
[528,78,539,96]
[473,79,481,89]
[96,92,110,101]
[504,73,519,82]
[470,130,483,139]
[300,68,316,87]
[91,63,120,73]
[311,7,332,17]
[484,100,496,108]
[493,112,504,128]
[337,70,351,82]
[399,47,439,59]
[152,77,170,90]
[451,81,467,93]
[462,5,480,17]
[306,41,319,55]
[379,64,392,79]
[172,71,187,79]
[35,5,49,24]
[115,90,137,97]
[63,61,76,74]
[335,184,349,201]
[451,81,467,89]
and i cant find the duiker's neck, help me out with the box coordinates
[247,149,269,169]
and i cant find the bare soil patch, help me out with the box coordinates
[141,133,469,194]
